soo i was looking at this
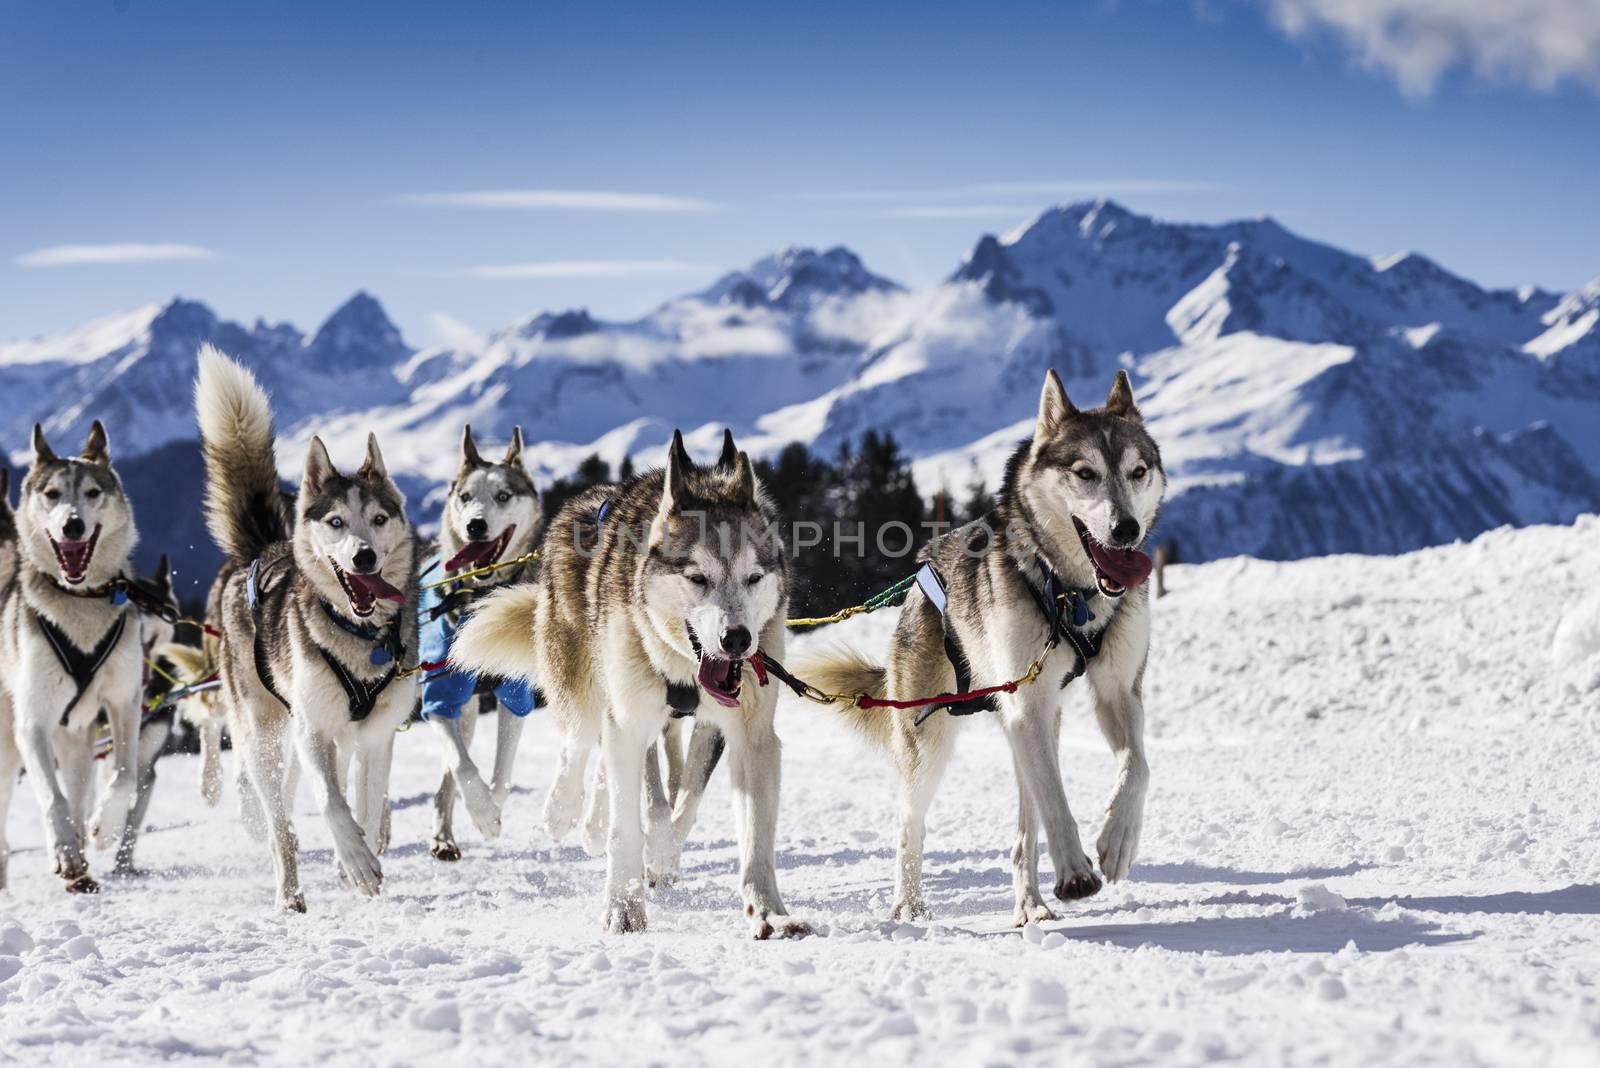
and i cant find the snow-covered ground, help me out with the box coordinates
[4,518,1600,1066]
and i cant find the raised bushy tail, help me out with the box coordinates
[194,344,289,561]
[788,644,892,748]
[451,584,540,683]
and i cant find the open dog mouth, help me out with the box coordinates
[51,525,101,585]
[686,624,744,709]
[444,524,515,573]
[1072,518,1153,598]
[332,558,406,618]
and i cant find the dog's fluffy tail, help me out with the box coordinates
[789,644,892,748]
[156,641,209,679]
[451,584,540,683]
[195,344,289,561]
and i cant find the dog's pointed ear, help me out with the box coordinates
[155,553,172,596]
[1104,370,1140,422]
[1035,369,1076,441]
[715,428,738,473]
[662,430,690,515]
[358,432,390,482]
[504,426,525,468]
[32,424,56,466]
[302,436,337,497]
[82,420,111,465]
[732,451,755,504]
[461,424,482,467]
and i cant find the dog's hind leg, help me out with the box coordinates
[0,702,20,890]
[57,732,96,845]
[114,718,171,875]
[1009,745,1055,926]
[429,706,471,861]
[429,709,501,848]
[489,697,524,811]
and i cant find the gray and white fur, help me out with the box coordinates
[0,423,144,893]
[194,344,418,912]
[451,430,803,937]
[795,370,1166,925]
[425,423,543,861]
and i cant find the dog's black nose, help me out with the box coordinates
[62,516,86,541]
[720,626,752,657]
[466,517,488,540]
[1111,517,1141,546]
[352,547,377,573]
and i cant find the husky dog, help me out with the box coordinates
[195,345,418,912]
[453,431,802,937]
[106,553,182,875]
[0,423,144,893]
[796,370,1164,925]
[418,424,543,861]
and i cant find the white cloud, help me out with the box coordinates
[1263,0,1600,96]
[454,260,709,280]
[392,189,728,213]
[795,179,1223,203]
[883,203,1042,220]
[427,311,485,350]
[15,243,216,267]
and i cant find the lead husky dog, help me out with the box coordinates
[0,424,144,893]
[453,431,802,937]
[195,345,418,912]
[420,424,544,861]
[797,370,1164,925]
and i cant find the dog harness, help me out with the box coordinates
[417,551,538,721]
[914,551,1103,722]
[246,557,404,721]
[35,609,129,725]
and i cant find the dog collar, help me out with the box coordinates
[319,599,408,667]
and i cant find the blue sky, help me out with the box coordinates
[3,0,1599,347]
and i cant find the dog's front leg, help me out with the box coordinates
[198,716,225,807]
[295,723,382,897]
[429,713,502,842]
[90,688,141,851]
[353,728,396,857]
[13,691,93,890]
[669,719,723,845]
[599,712,651,933]
[0,701,22,890]
[489,704,525,810]
[1000,689,1102,903]
[1009,746,1055,926]
[721,699,804,939]
[642,739,679,887]
[1089,673,1148,883]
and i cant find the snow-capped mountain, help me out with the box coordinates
[3,201,1596,586]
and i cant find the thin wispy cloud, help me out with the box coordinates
[15,243,217,267]
[793,178,1224,203]
[1262,0,1600,96]
[883,204,1046,220]
[453,260,710,280]
[392,189,728,213]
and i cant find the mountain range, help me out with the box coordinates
[3,200,1597,597]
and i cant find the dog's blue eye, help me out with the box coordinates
[687,574,708,587]
[459,492,471,503]
[495,491,511,504]
[328,516,344,529]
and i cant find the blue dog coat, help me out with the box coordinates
[418,553,537,721]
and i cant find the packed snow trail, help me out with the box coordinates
[2,518,1599,1066]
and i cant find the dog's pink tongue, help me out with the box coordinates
[346,571,406,604]
[696,658,744,708]
[1086,541,1154,589]
[445,540,496,572]
[58,541,92,577]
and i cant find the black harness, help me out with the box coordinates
[36,609,129,725]
[247,558,405,721]
[914,553,1104,722]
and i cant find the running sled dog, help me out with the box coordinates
[798,370,1164,925]
[195,345,418,912]
[0,425,145,893]
[453,431,803,937]
[418,425,543,861]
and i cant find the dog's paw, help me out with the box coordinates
[64,873,100,895]
[335,842,383,898]
[1097,805,1143,883]
[491,781,513,811]
[430,838,462,863]
[278,890,307,914]
[580,808,609,858]
[748,910,812,941]
[1013,898,1057,927]
[602,895,648,934]
[1053,868,1102,902]
[888,898,931,922]
[51,842,89,881]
